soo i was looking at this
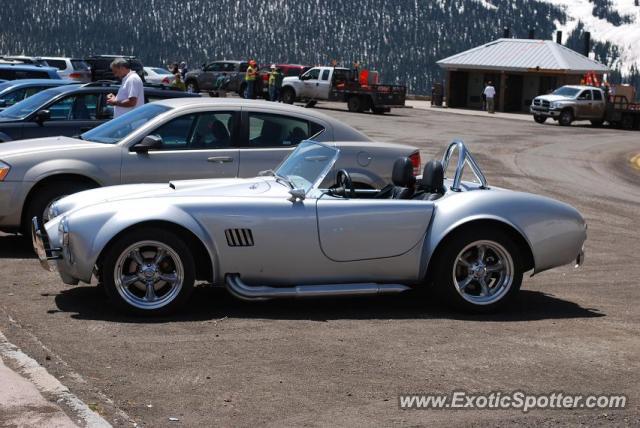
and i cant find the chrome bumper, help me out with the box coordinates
[31,217,61,272]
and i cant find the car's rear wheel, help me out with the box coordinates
[559,109,573,126]
[186,80,199,93]
[281,87,296,104]
[102,227,195,316]
[533,115,547,124]
[432,227,523,313]
[347,96,364,112]
[23,180,96,234]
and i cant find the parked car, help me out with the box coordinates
[531,85,640,129]
[0,55,49,66]
[0,79,75,111]
[32,140,586,316]
[85,55,145,82]
[40,57,92,83]
[0,98,420,235]
[0,82,199,142]
[257,64,311,98]
[143,67,176,86]
[184,60,249,95]
[281,66,406,114]
[0,63,61,81]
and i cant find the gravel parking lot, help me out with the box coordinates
[1,103,639,427]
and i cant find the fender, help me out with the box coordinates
[419,189,586,278]
[24,158,112,186]
[46,199,220,284]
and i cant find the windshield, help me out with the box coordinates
[552,87,580,97]
[275,141,339,192]
[81,104,171,144]
[0,87,60,119]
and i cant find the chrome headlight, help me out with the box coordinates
[550,102,560,109]
[58,217,69,247]
[0,160,10,181]
[58,217,73,264]
[48,202,60,222]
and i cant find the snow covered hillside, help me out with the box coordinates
[540,0,640,74]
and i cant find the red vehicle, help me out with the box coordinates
[257,64,311,98]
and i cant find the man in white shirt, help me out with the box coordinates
[106,58,144,118]
[483,81,496,114]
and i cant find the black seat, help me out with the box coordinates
[413,160,445,200]
[383,157,416,199]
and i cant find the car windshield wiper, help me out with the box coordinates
[259,169,294,189]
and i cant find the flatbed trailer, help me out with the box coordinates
[328,81,406,114]
[605,95,640,130]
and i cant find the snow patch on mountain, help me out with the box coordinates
[539,0,640,73]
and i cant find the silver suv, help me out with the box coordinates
[40,57,92,82]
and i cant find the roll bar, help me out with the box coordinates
[441,140,488,191]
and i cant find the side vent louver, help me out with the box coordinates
[225,229,254,247]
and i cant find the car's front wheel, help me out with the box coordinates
[281,87,296,104]
[432,227,523,313]
[102,227,195,316]
[559,109,573,126]
[23,180,96,234]
[533,114,547,124]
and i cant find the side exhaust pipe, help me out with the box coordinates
[225,274,410,301]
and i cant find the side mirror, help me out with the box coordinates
[131,135,162,153]
[0,99,6,108]
[34,109,51,124]
[298,75,303,80]
[288,188,306,202]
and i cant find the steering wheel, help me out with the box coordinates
[335,169,356,198]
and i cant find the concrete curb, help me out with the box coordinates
[0,330,112,428]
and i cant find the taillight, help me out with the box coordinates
[409,151,421,175]
[69,72,81,79]
[162,77,170,84]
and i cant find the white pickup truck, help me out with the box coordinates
[280,66,406,114]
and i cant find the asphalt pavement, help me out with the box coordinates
[1,102,639,427]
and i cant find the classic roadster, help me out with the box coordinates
[33,140,586,315]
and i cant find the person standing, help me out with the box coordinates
[179,61,188,80]
[268,64,283,102]
[244,60,258,99]
[484,81,496,114]
[106,58,144,118]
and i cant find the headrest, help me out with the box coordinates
[392,157,415,187]
[420,160,445,193]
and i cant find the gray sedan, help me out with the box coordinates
[34,140,586,315]
[0,98,420,234]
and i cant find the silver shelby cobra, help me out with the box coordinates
[33,140,586,315]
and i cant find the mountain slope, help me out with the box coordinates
[539,0,640,74]
[0,0,637,94]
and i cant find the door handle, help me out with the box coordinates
[207,156,234,163]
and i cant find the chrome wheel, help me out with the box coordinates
[452,240,514,306]
[114,241,184,310]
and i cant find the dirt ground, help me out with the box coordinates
[1,103,639,427]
